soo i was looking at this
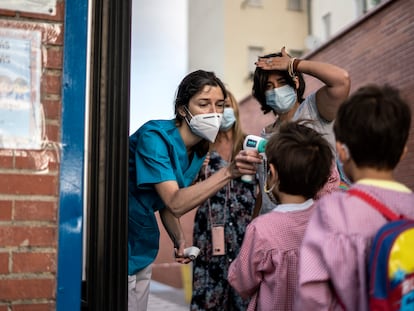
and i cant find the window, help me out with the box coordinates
[288,49,303,58]
[355,0,367,16]
[322,12,332,40]
[287,0,303,11]
[241,0,263,8]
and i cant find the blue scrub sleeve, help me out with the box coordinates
[135,129,177,186]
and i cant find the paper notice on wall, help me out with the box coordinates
[0,0,56,15]
[0,27,42,150]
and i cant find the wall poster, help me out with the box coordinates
[0,27,42,150]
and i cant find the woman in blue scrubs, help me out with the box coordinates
[128,70,262,311]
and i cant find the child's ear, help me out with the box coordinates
[400,145,408,161]
[268,164,278,183]
[336,141,350,161]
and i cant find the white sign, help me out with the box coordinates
[0,27,42,150]
[0,0,56,16]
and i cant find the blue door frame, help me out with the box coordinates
[56,0,88,309]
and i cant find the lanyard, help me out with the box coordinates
[205,161,230,226]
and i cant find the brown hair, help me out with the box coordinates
[265,121,332,199]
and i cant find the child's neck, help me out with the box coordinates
[278,192,307,205]
[353,167,395,182]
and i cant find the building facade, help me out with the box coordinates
[189,0,308,101]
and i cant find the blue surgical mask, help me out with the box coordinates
[265,85,297,114]
[220,107,236,131]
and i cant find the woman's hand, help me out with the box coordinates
[228,149,262,179]
[255,46,290,71]
[174,240,193,264]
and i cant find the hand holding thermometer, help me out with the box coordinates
[242,135,267,183]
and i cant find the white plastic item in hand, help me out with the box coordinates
[241,135,267,183]
[183,246,200,260]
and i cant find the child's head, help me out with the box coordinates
[265,121,333,200]
[334,84,411,173]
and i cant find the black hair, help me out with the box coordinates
[334,84,411,170]
[252,53,305,114]
[265,121,333,199]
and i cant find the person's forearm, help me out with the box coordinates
[297,60,350,121]
[156,149,261,217]
[159,208,185,248]
[296,60,349,89]
[162,166,233,217]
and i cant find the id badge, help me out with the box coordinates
[211,225,226,256]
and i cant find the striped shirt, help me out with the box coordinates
[296,180,414,311]
[228,199,315,311]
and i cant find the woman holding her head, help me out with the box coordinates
[252,47,351,216]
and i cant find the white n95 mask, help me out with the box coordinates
[186,109,222,143]
[220,107,236,131]
[265,85,297,114]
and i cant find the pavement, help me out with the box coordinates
[147,280,190,311]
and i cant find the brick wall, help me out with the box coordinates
[304,0,414,189]
[0,2,65,309]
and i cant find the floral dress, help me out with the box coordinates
[190,151,257,311]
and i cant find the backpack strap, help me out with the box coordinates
[347,188,402,221]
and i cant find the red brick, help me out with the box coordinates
[15,152,44,171]
[0,10,16,17]
[42,98,61,120]
[0,174,58,196]
[0,305,8,311]
[45,123,60,142]
[14,150,59,172]
[0,252,9,274]
[13,252,56,273]
[44,46,63,69]
[42,73,62,95]
[0,278,55,300]
[12,303,56,311]
[15,201,57,221]
[0,154,13,169]
[14,150,59,173]
[0,226,56,247]
[0,200,12,221]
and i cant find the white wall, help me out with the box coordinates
[188,0,225,78]
[130,0,188,133]
[311,0,358,42]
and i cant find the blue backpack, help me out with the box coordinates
[349,189,414,311]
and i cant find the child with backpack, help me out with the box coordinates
[296,84,414,311]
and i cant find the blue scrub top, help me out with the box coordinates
[128,119,205,275]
